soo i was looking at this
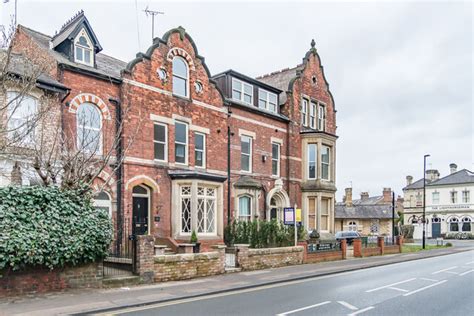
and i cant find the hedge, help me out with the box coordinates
[0,185,113,271]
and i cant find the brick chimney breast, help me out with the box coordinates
[345,188,353,207]
[449,163,457,174]
[383,187,392,203]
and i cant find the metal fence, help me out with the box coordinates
[103,219,136,277]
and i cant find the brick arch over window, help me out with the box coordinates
[125,175,160,193]
[69,93,111,120]
[167,47,195,70]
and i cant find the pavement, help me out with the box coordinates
[1,240,473,316]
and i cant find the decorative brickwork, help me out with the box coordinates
[0,262,102,298]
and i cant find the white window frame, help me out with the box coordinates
[307,143,317,180]
[321,145,331,181]
[258,88,278,113]
[6,91,38,146]
[76,102,102,155]
[462,190,470,203]
[271,142,280,177]
[301,99,308,126]
[320,198,330,232]
[318,103,326,131]
[74,29,94,66]
[238,195,252,222]
[196,186,217,235]
[348,221,357,232]
[241,135,252,173]
[432,191,440,204]
[232,78,253,105]
[450,190,458,204]
[309,101,316,129]
[172,56,189,98]
[175,121,188,165]
[194,132,206,168]
[153,123,168,162]
[179,185,192,234]
[93,191,112,218]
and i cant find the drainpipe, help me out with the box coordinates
[109,97,123,253]
[226,101,232,225]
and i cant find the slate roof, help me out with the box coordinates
[430,169,474,186]
[1,50,68,91]
[335,204,396,219]
[233,176,262,189]
[19,25,126,80]
[404,169,474,190]
[257,65,304,105]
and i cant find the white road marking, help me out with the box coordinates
[366,278,416,292]
[387,286,409,292]
[348,306,375,316]
[459,269,474,276]
[276,301,331,315]
[403,280,447,296]
[465,261,474,265]
[432,266,457,274]
[445,271,459,275]
[420,277,440,282]
[337,301,358,311]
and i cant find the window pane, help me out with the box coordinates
[195,133,204,150]
[195,151,203,167]
[154,124,166,142]
[173,76,187,96]
[78,103,101,128]
[241,137,250,154]
[78,35,90,47]
[244,93,252,104]
[244,84,252,95]
[258,99,267,109]
[272,160,278,176]
[272,143,279,159]
[239,196,251,216]
[269,102,277,113]
[84,50,91,63]
[308,144,316,179]
[269,93,277,104]
[175,122,187,143]
[241,154,250,172]
[173,57,188,78]
[232,79,242,92]
[76,47,83,61]
[322,146,330,163]
[154,143,165,160]
[175,144,186,163]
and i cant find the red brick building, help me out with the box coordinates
[6,11,338,249]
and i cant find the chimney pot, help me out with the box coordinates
[449,163,457,174]
[426,169,440,182]
[406,175,413,186]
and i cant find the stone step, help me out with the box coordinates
[102,275,140,288]
[225,267,242,273]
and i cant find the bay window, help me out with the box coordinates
[238,195,252,222]
[321,198,330,231]
[197,187,216,234]
[7,92,38,145]
[308,144,317,179]
[321,145,330,180]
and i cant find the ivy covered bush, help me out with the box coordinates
[224,219,306,248]
[0,185,113,271]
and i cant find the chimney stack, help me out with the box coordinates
[450,163,457,174]
[360,192,369,201]
[406,175,413,186]
[345,188,353,207]
[383,187,392,203]
[426,169,440,182]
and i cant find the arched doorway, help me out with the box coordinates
[431,217,441,238]
[266,179,290,222]
[132,185,150,235]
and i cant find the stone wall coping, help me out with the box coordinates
[247,246,304,256]
[178,243,195,246]
[212,244,227,249]
[154,251,220,263]
[154,245,167,248]
[234,244,250,247]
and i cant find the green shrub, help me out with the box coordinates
[401,225,414,239]
[0,185,113,271]
[190,230,198,243]
[445,242,453,247]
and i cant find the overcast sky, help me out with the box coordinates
[2,0,472,200]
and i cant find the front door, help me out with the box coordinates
[133,196,148,235]
[270,208,277,220]
[432,222,441,238]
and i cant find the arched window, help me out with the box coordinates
[238,195,252,222]
[449,217,459,232]
[77,102,102,154]
[462,217,471,232]
[172,57,188,97]
[348,221,357,232]
[75,29,93,66]
[410,216,418,224]
[93,191,111,217]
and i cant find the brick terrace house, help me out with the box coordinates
[4,11,338,250]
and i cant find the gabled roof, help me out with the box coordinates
[257,65,303,105]
[403,178,426,190]
[19,25,126,80]
[51,10,102,52]
[430,169,474,186]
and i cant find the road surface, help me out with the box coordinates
[106,250,474,316]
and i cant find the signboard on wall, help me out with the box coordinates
[284,207,294,225]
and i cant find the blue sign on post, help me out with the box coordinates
[283,207,295,225]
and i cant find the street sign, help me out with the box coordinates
[284,207,294,225]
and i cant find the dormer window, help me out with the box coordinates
[74,29,94,66]
[232,78,253,105]
[258,89,278,113]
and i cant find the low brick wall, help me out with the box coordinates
[362,246,382,257]
[384,245,401,254]
[0,262,102,298]
[236,245,304,270]
[306,250,344,263]
[153,248,225,282]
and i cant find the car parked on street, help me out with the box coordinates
[335,231,361,245]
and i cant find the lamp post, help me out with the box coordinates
[423,154,430,249]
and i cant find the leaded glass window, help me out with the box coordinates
[196,186,216,234]
[180,186,191,233]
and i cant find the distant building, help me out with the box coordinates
[335,187,400,236]
[403,163,473,238]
